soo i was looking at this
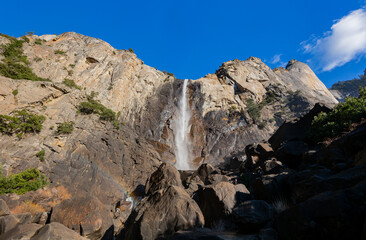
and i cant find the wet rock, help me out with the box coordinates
[51,196,113,240]
[31,222,88,240]
[121,185,204,240]
[0,223,42,240]
[0,200,10,217]
[232,200,274,232]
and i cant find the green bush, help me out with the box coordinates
[12,89,18,96]
[78,94,116,122]
[310,87,366,142]
[54,50,66,55]
[56,121,74,134]
[0,168,48,195]
[34,39,42,45]
[36,150,45,161]
[0,35,50,82]
[246,98,261,123]
[62,79,81,90]
[0,109,46,135]
[21,36,30,43]
[33,57,42,62]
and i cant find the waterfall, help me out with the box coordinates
[173,79,192,170]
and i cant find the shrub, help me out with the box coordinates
[128,48,134,53]
[11,201,46,214]
[34,39,42,45]
[21,36,30,43]
[33,57,42,62]
[78,94,116,122]
[0,168,48,195]
[62,79,81,90]
[0,36,50,82]
[0,109,45,135]
[54,50,65,55]
[56,121,74,134]
[310,87,366,142]
[246,98,261,123]
[36,149,45,161]
[12,89,18,96]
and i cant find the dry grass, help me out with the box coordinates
[12,201,46,215]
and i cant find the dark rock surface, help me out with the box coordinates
[121,163,204,240]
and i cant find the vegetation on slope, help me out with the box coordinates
[331,69,366,93]
[0,33,50,81]
[78,92,121,129]
[310,86,366,142]
[0,109,46,136]
[0,168,48,195]
[56,121,74,134]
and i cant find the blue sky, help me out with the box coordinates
[1,0,366,87]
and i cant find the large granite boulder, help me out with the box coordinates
[0,223,42,240]
[31,222,88,240]
[232,200,274,232]
[121,163,204,240]
[195,181,250,227]
[276,180,366,240]
[268,103,332,149]
[0,200,9,217]
[51,196,113,240]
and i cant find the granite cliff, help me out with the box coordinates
[0,32,342,239]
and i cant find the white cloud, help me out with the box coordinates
[271,54,282,64]
[302,8,366,71]
[269,54,287,67]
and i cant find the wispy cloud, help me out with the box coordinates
[269,54,287,67]
[301,8,366,71]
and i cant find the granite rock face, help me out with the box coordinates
[0,32,341,239]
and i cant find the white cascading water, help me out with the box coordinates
[173,79,192,170]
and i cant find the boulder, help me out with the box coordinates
[145,163,183,195]
[121,185,204,240]
[31,212,48,225]
[276,180,366,240]
[245,142,274,172]
[275,140,309,169]
[30,222,88,240]
[195,181,250,227]
[232,200,274,232]
[263,159,285,174]
[269,103,332,150]
[51,196,113,240]
[0,215,19,235]
[0,200,9,217]
[286,165,366,203]
[0,223,42,240]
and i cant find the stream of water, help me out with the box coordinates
[173,79,192,170]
